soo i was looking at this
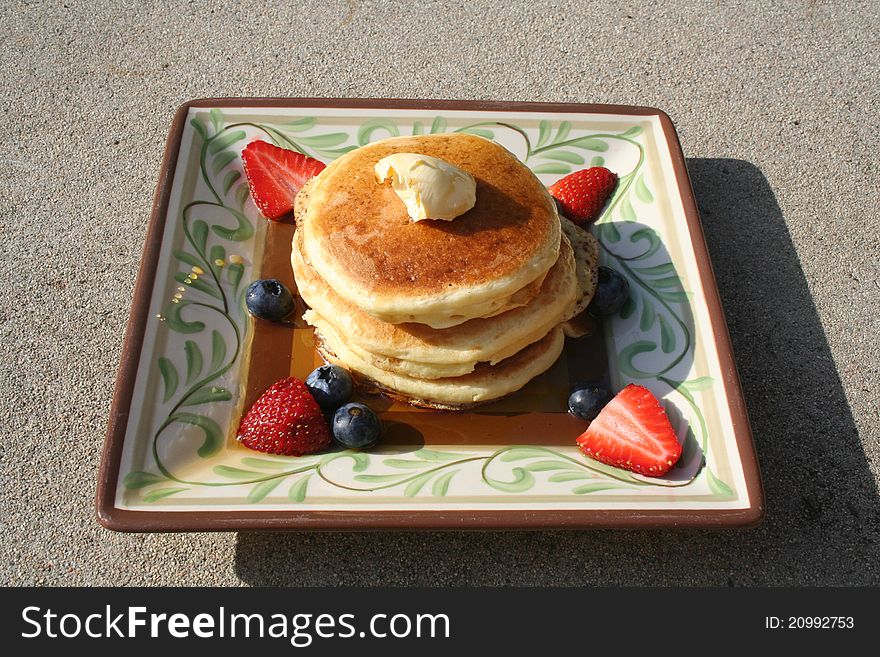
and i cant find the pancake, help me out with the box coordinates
[304,312,486,379]
[560,216,600,321]
[293,228,576,368]
[298,133,561,328]
[315,325,566,410]
[293,175,316,224]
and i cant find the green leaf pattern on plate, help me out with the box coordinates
[157,358,178,403]
[184,340,202,384]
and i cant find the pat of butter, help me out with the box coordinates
[374,153,476,222]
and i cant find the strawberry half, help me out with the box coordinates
[241,140,325,221]
[576,384,682,477]
[237,377,331,456]
[548,166,618,225]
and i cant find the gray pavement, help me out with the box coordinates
[1,0,877,586]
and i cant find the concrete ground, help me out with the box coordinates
[1,0,877,586]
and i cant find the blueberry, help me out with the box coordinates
[305,365,354,413]
[245,279,294,321]
[332,403,382,449]
[588,266,629,316]
[568,382,611,421]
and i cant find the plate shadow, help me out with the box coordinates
[233,159,877,586]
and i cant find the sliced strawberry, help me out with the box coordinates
[548,167,618,225]
[237,377,331,456]
[576,384,682,477]
[241,140,325,221]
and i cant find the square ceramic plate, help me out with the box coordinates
[96,98,763,531]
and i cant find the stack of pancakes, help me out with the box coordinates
[292,133,599,409]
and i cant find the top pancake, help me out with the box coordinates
[298,133,561,327]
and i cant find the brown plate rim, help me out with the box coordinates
[95,98,764,532]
